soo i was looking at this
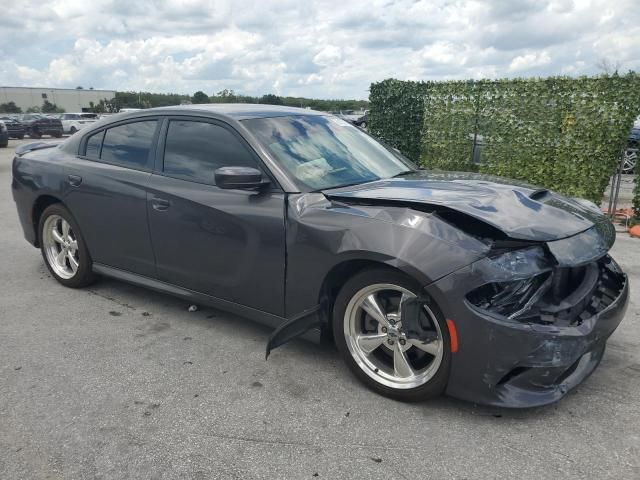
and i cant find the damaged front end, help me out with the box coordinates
[429,226,629,407]
[466,244,625,328]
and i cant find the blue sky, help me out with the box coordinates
[1,0,639,99]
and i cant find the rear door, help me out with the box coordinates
[146,117,286,316]
[64,118,160,277]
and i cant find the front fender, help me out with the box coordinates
[284,193,489,320]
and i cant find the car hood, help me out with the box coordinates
[323,171,613,243]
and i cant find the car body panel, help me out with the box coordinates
[146,173,287,315]
[324,171,610,242]
[284,193,489,318]
[64,156,157,277]
[425,255,628,407]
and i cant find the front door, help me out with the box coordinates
[146,117,286,316]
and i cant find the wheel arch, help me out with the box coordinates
[318,259,419,342]
[32,194,65,247]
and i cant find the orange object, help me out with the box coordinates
[446,319,459,353]
[629,225,640,238]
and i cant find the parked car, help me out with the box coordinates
[629,126,640,148]
[11,105,628,407]
[0,116,25,139]
[19,114,63,138]
[337,109,364,124]
[353,111,369,128]
[620,126,640,173]
[59,113,99,134]
[0,120,8,147]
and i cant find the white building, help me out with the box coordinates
[0,86,116,113]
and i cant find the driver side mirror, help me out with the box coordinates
[214,166,269,190]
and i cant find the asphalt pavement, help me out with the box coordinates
[1,137,639,479]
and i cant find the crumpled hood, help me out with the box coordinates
[323,171,613,243]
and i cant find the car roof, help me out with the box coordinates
[148,103,325,120]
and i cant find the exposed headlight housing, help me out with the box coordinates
[472,246,551,282]
[467,247,553,320]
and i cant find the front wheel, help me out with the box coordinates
[333,268,451,402]
[39,204,95,288]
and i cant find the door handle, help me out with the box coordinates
[151,198,171,211]
[67,175,82,187]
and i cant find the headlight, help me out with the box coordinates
[467,247,553,320]
[472,246,551,282]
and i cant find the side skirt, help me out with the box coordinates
[92,263,321,344]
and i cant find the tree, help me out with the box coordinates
[260,94,283,105]
[0,101,22,113]
[76,86,84,89]
[192,91,210,104]
[41,100,65,113]
[26,106,41,113]
[596,58,621,75]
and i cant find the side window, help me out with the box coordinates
[101,121,157,170]
[85,130,104,159]
[163,120,259,185]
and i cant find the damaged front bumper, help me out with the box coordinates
[426,255,629,408]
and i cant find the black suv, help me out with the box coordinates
[0,116,26,139]
[20,114,63,138]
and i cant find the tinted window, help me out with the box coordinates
[101,121,157,170]
[85,130,104,159]
[163,120,258,184]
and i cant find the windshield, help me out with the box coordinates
[242,115,414,191]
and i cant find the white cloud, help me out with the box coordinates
[509,51,552,71]
[0,0,638,99]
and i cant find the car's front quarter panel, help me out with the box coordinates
[284,193,489,319]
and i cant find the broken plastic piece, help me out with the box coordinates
[400,296,439,343]
[265,298,327,359]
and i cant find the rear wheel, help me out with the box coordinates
[69,126,77,135]
[29,129,41,139]
[39,204,94,288]
[53,131,63,138]
[333,268,451,401]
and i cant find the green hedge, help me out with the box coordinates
[369,74,640,203]
[369,79,429,163]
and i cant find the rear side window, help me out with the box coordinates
[163,120,259,184]
[85,130,104,160]
[100,121,157,170]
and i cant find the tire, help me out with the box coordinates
[69,126,77,135]
[360,122,367,129]
[333,267,451,402]
[38,204,95,288]
[29,129,41,139]
[53,131,63,138]
[17,134,24,140]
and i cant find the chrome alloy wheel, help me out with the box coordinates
[344,283,444,390]
[42,215,80,279]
